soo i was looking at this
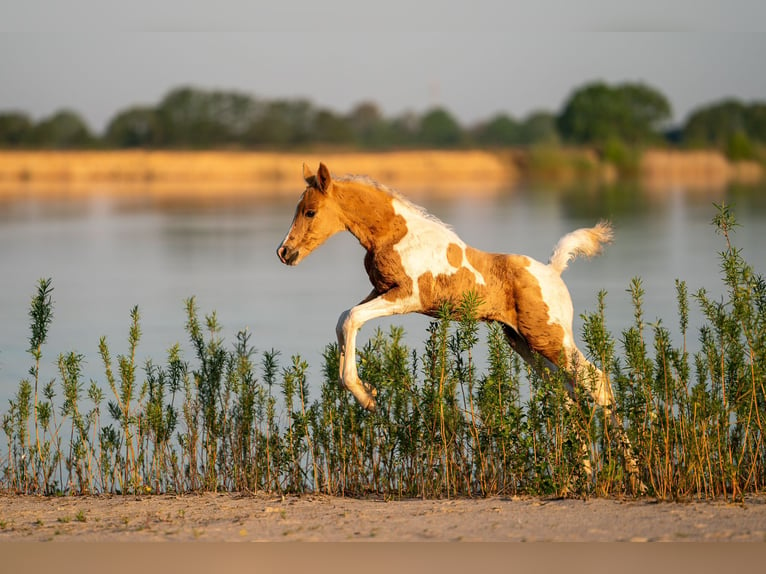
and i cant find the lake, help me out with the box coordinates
[1,181,764,406]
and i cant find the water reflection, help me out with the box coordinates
[1,182,764,405]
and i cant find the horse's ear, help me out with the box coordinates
[316,162,332,193]
[303,163,317,187]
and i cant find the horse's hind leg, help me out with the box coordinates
[570,348,614,407]
[503,325,644,492]
[569,349,645,493]
[502,325,557,372]
[502,325,593,482]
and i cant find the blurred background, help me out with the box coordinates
[1,0,765,404]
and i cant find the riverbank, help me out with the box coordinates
[0,148,761,200]
[0,150,518,199]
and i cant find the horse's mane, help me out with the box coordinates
[336,174,453,231]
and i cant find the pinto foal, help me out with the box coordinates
[278,163,640,484]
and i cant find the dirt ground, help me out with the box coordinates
[1,492,765,542]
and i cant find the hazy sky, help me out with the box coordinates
[1,0,765,132]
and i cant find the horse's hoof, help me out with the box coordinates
[632,477,648,495]
[362,381,378,397]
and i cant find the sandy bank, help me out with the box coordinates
[1,492,765,542]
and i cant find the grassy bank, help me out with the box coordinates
[1,206,763,499]
[641,149,764,191]
[0,150,519,198]
[0,148,761,199]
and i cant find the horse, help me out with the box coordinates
[277,162,641,487]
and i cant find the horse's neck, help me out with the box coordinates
[335,184,406,252]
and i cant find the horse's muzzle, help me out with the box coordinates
[277,245,299,266]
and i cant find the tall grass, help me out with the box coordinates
[1,205,763,499]
[0,150,516,194]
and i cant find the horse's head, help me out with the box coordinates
[277,162,346,266]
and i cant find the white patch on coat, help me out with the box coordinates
[391,199,486,301]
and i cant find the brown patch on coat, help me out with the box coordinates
[462,247,521,325]
[463,247,568,366]
[366,248,413,300]
[512,268,568,365]
[330,178,413,301]
[417,267,483,314]
[446,243,462,268]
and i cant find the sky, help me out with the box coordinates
[1,0,765,133]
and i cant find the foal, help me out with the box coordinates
[278,163,640,483]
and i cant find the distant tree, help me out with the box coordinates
[725,131,756,161]
[745,103,766,143]
[210,90,263,141]
[617,83,673,142]
[0,111,33,147]
[104,106,160,148]
[30,109,94,148]
[387,111,420,147]
[682,99,766,158]
[347,101,393,148]
[518,111,560,145]
[155,87,262,147]
[245,101,290,148]
[312,109,354,145]
[417,107,463,148]
[557,81,671,145]
[244,99,315,148]
[557,82,612,144]
[682,99,747,147]
[473,113,521,146]
[155,87,213,146]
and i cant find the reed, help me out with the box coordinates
[0,150,517,198]
[1,205,763,498]
[1,149,761,201]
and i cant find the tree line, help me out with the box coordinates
[1,81,764,160]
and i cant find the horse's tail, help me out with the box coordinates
[548,220,613,275]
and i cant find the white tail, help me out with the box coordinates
[548,220,613,274]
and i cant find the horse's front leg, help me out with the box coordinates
[335,290,414,412]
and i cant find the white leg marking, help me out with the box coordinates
[336,292,419,410]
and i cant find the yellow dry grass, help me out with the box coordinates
[0,150,519,199]
[640,149,764,191]
[0,148,761,201]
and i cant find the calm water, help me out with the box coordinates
[1,182,764,406]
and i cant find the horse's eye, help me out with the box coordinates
[305,210,316,218]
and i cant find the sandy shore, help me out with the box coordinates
[1,492,764,542]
